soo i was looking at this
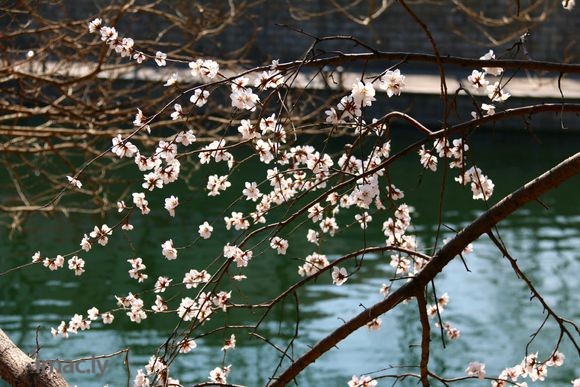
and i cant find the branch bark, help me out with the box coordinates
[278,50,580,74]
[270,152,580,386]
[417,290,431,387]
[0,329,68,386]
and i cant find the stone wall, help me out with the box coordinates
[190,0,579,65]
[3,0,577,131]
[12,0,577,65]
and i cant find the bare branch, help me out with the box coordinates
[271,152,580,385]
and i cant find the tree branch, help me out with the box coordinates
[277,50,580,74]
[0,329,68,387]
[270,152,580,386]
[417,290,431,387]
[487,231,580,355]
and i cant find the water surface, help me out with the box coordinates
[1,131,578,386]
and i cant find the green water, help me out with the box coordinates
[1,131,579,386]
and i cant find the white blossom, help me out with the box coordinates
[161,239,177,260]
[467,69,489,89]
[112,135,138,158]
[562,0,575,10]
[164,72,178,86]
[190,89,210,107]
[348,375,377,387]
[480,50,503,76]
[154,51,167,66]
[298,252,329,276]
[487,82,510,103]
[380,69,405,97]
[164,195,179,217]
[350,81,376,107]
[270,236,289,255]
[89,224,112,246]
[465,361,486,379]
[221,334,236,351]
[331,267,348,286]
[198,221,214,239]
[88,18,102,33]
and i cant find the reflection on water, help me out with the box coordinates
[1,132,578,386]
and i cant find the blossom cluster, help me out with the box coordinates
[418,136,495,201]
[467,350,567,386]
[51,307,113,338]
[325,69,405,125]
[467,50,511,118]
[347,374,378,387]
[32,17,575,387]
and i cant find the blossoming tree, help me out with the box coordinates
[1,1,579,386]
